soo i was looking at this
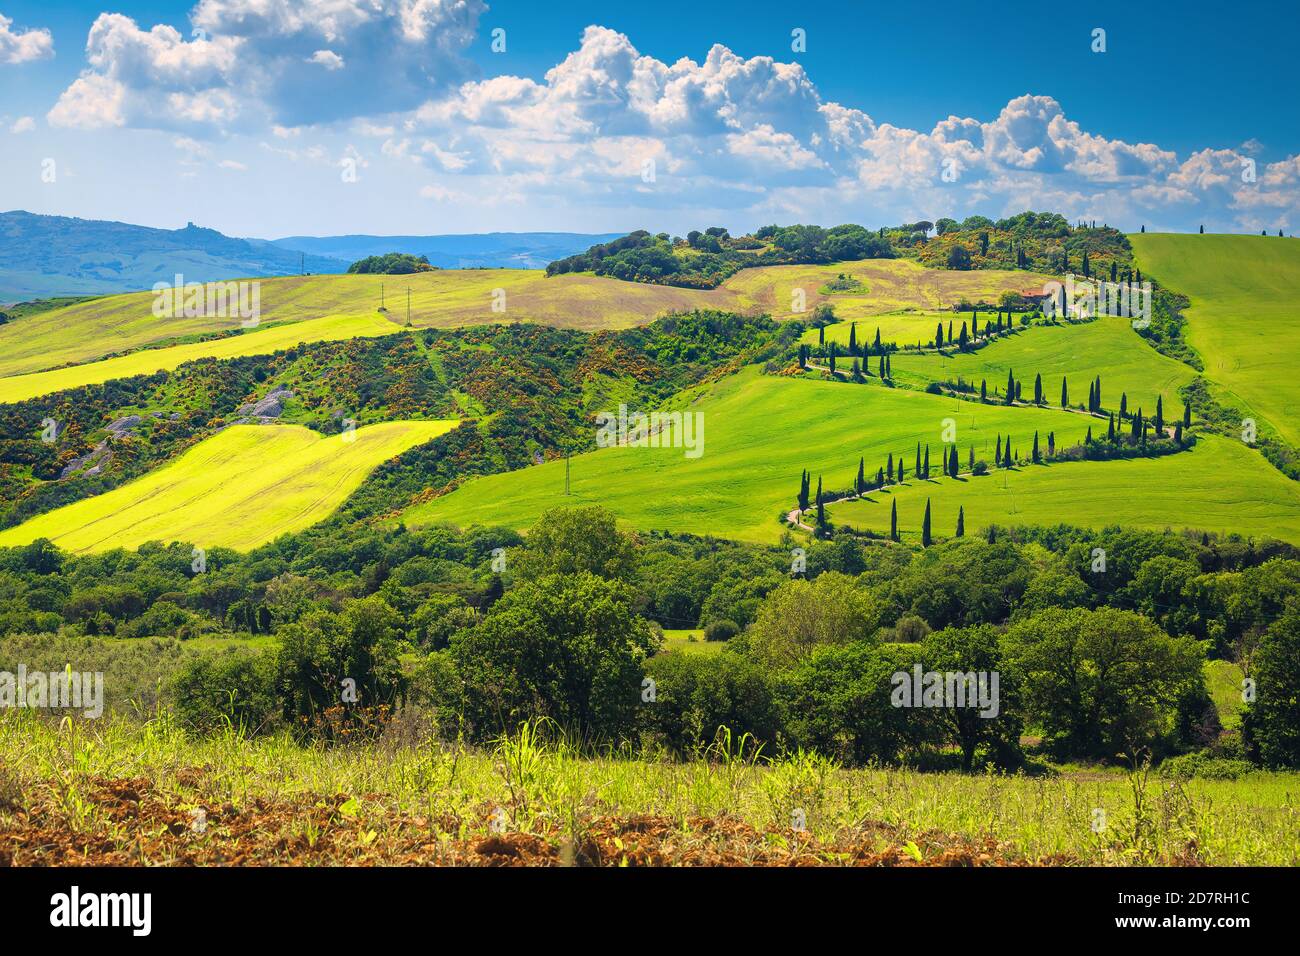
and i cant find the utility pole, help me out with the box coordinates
[406,287,411,327]
[564,451,571,495]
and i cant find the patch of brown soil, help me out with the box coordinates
[0,776,1073,867]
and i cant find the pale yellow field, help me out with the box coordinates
[0,420,457,553]
[0,314,402,405]
[0,260,1053,389]
[0,270,736,380]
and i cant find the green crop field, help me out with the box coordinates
[1130,233,1300,447]
[0,420,456,553]
[0,313,402,405]
[886,314,1198,422]
[405,367,1094,543]
[826,433,1300,544]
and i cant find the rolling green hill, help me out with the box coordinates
[0,420,457,553]
[404,367,1105,543]
[886,314,1198,422]
[827,433,1300,544]
[1129,233,1300,447]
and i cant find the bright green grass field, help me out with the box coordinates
[887,315,1197,423]
[1129,233,1300,447]
[826,433,1300,544]
[0,313,401,406]
[404,368,1093,543]
[659,629,724,656]
[1205,660,1248,731]
[0,420,456,554]
[800,310,983,351]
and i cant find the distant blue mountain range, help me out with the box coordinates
[0,210,619,303]
[269,232,623,271]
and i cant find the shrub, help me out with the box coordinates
[776,641,930,765]
[703,619,739,642]
[451,572,657,743]
[171,650,278,735]
[1158,751,1253,780]
[640,652,780,756]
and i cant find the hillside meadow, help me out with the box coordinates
[0,313,401,405]
[1130,233,1300,447]
[0,258,1051,392]
[887,314,1198,423]
[407,367,1100,543]
[0,420,456,553]
[827,433,1300,544]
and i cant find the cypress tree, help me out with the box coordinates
[874,327,882,352]
[1174,422,1183,444]
[829,342,837,375]
[1005,368,1015,404]
[968,446,974,472]
[818,325,824,346]
[878,354,885,377]
[1086,426,1093,444]
[1032,430,1040,463]
[1107,413,1116,442]
[987,525,996,544]
[898,458,906,483]
[959,322,969,350]
[1155,396,1164,434]
[849,324,858,356]
[856,458,865,495]
[980,379,987,402]
[1120,392,1128,418]
[1034,373,1043,405]
[947,320,953,344]
[890,499,899,541]
[956,506,965,537]
[935,322,944,348]
[915,443,922,478]
[995,434,1002,465]
[1061,376,1069,407]
[1095,376,1102,410]
[1183,403,1191,428]
[887,453,894,482]
[1047,431,1055,456]
[886,355,892,378]
[921,498,932,547]
[876,467,884,486]
[950,445,959,477]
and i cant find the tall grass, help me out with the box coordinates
[1,712,1296,865]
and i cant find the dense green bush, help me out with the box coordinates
[640,652,780,755]
[171,650,278,734]
[776,641,926,765]
[451,572,657,743]
[1242,605,1300,767]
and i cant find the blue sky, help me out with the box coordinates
[0,0,1296,238]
